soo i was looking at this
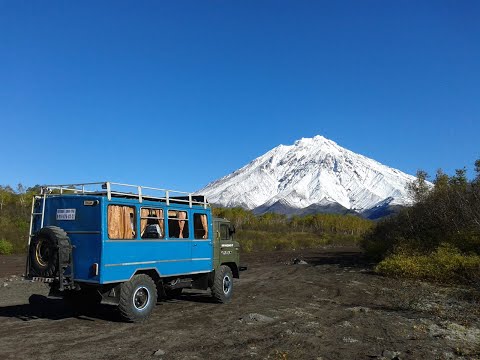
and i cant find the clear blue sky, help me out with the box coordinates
[1,1,479,192]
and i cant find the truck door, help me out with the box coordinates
[191,212,213,272]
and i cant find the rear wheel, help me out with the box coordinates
[118,274,157,322]
[211,265,234,303]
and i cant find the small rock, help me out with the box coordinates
[242,313,275,323]
[3,283,8,287]
[349,280,363,286]
[427,324,445,338]
[292,258,308,265]
[342,337,359,343]
[442,352,456,360]
[382,350,401,359]
[153,349,165,356]
[347,306,370,313]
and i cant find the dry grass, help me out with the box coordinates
[236,230,361,253]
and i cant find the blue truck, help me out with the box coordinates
[26,182,242,322]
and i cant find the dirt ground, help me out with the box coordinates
[0,247,479,360]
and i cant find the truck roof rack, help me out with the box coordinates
[39,182,209,209]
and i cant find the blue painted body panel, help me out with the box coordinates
[33,196,102,282]
[33,195,213,285]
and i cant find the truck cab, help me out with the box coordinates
[213,217,240,278]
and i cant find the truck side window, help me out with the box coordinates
[140,208,164,239]
[193,213,208,239]
[108,205,136,239]
[167,210,189,238]
[220,224,229,240]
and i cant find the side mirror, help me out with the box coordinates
[229,226,236,236]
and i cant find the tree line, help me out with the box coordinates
[213,207,373,236]
[362,160,480,258]
[0,184,40,253]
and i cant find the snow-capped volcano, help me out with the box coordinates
[197,135,416,217]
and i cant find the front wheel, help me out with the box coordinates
[211,265,234,303]
[118,274,157,322]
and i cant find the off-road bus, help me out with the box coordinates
[26,182,241,322]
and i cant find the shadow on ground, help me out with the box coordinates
[0,292,219,322]
[0,295,121,322]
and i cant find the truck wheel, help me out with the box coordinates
[211,265,233,303]
[118,274,157,322]
[29,226,69,277]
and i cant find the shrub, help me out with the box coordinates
[375,243,480,284]
[239,239,254,253]
[0,239,14,255]
[362,162,480,263]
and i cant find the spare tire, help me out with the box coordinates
[29,226,70,277]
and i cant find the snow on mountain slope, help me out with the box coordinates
[197,135,417,214]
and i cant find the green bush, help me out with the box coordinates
[0,239,14,255]
[375,243,480,284]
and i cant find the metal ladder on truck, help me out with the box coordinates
[25,192,48,280]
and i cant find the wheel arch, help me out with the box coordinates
[132,268,161,283]
[221,262,239,279]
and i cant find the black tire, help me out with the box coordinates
[211,265,234,303]
[118,274,157,322]
[29,226,70,277]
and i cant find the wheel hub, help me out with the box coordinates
[223,275,231,294]
[133,287,150,310]
[35,239,49,267]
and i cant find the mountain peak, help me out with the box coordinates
[197,135,416,217]
[294,135,331,146]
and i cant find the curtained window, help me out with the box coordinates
[168,210,189,238]
[140,208,165,239]
[108,205,136,239]
[194,213,209,239]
